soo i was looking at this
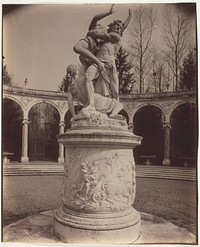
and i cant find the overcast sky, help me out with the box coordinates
[2,2,197,91]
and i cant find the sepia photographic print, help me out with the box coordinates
[2,1,198,246]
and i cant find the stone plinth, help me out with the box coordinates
[53,110,142,244]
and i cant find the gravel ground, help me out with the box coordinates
[134,178,197,235]
[2,176,197,235]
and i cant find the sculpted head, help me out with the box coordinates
[107,20,124,36]
[66,64,78,83]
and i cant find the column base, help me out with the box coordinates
[163,159,170,166]
[21,156,29,163]
[58,157,64,164]
[53,207,141,244]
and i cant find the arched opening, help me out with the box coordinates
[133,105,164,165]
[28,103,60,161]
[170,103,197,167]
[119,109,129,124]
[3,98,23,162]
[64,105,83,131]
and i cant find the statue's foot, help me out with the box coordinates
[83,105,95,111]
[109,114,125,120]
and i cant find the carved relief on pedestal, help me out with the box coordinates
[63,149,135,213]
[63,147,81,195]
[131,159,136,202]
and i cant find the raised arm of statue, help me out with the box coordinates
[73,39,105,72]
[74,5,117,72]
[123,8,132,30]
[88,4,115,30]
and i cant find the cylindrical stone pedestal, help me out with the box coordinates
[53,110,142,244]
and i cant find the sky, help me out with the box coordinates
[3,4,136,91]
[2,2,197,91]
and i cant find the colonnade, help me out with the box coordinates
[3,86,196,166]
[19,116,172,165]
[11,107,191,166]
[128,121,171,166]
[20,118,65,163]
[19,110,192,166]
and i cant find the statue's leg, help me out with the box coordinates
[109,101,124,119]
[110,70,119,101]
[84,65,99,110]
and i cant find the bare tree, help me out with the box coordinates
[145,50,167,93]
[162,4,192,91]
[128,5,156,93]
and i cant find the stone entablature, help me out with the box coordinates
[120,90,195,100]
[4,85,195,100]
[3,85,68,99]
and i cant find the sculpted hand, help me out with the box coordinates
[109,4,115,14]
[97,61,105,73]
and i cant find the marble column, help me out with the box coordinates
[58,121,65,164]
[21,118,29,163]
[162,122,171,166]
[128,122,134,132]
[53,110,142,244]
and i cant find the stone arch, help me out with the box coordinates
[119,109,129,124]
[168,100,196,119]
[132,102,166,122]
[133,105,165,165]
[28,102,60,161]
[27,99,62,119]
[3,95,25,117]
[170,102,197,167]
[3,98,24,161]
[122,105,133,120]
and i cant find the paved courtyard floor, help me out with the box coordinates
[3,210,196,244]
[134,178,197,235]
[2,176,197,243]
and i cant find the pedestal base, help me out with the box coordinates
[54,110,142,244]
[53,207,141,244]
[3,210,196,244]
[58,157,64,164]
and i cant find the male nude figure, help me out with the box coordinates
[73,6,132,111]
[73,5,115,72]
[84,31,121,110]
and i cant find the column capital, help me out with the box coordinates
[22,118,29,125]
[128,123,134,131]
[162,122,171,129]
[59,121,65,128]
